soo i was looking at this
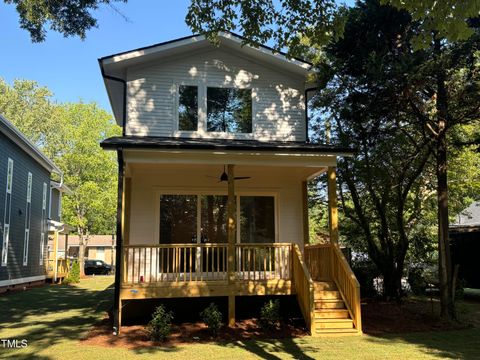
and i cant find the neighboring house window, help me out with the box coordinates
[207,87,252,133]
[96,247,105,261]
[1,158,14,266]
[178,85,198,131]
[40,182,47,265]
[23,172,32,266]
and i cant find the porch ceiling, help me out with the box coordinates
[126,163,326,181]
[122,149,337,171]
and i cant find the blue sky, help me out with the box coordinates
[0,1,353,113]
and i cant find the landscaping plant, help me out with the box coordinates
[260,299,281,330]
[200,303,223,336]
[147,305,174,342]
[63,260,80,285]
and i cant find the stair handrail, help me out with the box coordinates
[330,243,362,332]
[292,244,315,334]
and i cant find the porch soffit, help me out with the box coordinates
[122,149,337,168]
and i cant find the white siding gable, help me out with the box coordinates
[126,47,306,141]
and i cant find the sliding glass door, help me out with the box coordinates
[159,194,276,245]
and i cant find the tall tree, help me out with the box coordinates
[4,0,127,42]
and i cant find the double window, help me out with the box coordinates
[159,194,275,244]
[178,85,252,134]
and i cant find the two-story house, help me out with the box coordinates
[0,114,68,291]
[99,32,361,336]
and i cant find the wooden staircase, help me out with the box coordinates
[312,281,358,335]
[292,244,362,336]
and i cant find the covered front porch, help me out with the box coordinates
[105,139,361,335]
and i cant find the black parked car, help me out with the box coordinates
[84,260,112,275]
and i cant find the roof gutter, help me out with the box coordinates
[99,60,127,136]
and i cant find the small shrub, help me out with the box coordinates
[147,305,174,342]
[260,299,281,330]
[200,303,222,336]
[64,260,80,285]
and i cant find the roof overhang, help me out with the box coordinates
[0,114,62,175]
[50,180,73,195]
[101,136,355,169]
[98,31,314,126]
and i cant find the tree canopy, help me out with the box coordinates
[4,0,126,42]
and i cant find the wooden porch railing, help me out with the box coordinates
[123,244,228,283]
[305,243,362,332]
[292,244,315,333]
[123,243,293,284]
[235,243,291,280]
[46,258,69,278]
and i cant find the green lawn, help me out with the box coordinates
[1,277,479,359]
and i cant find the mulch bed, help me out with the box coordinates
[361,298,471,335]
[81,297,476,348]
[81,317,308,349]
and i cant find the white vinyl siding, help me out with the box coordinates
[40,182,47,265]
[126,48,306,141]
[23,172,32,266]
[1,158,13,266]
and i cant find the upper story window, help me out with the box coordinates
[176,85,252,135]
[178,85,198,131]
[207,88,252,133]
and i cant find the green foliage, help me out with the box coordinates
[147,305,174,342]
[382,0,480,48]
[308,0,480,300]
[64,261,80,285]
[186,0,347,60]
[200,303,222,336]
[4,0,127,42]
[259,299,281,330]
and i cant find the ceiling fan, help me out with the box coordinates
[208,166,251,182]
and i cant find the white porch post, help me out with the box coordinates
[227,164,236,327]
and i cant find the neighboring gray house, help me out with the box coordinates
[0,114,62,291]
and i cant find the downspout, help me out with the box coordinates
[304,87,319,143]
[113,150,124,335]
[98,60,127,136]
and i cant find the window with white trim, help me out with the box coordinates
[39,182,47,265]
[207,87,252,133]
[1,158,13,266]
[22,172,32,266]
[178,85,198,131]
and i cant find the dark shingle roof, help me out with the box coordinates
[100,136,355,154]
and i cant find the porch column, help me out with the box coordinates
[227,164,236,328]
[302,181,310,245]
[327,166,339,244]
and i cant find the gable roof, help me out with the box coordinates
[99,31,312,72]
[0,114,61,174]
[451,201,480,227]
[99,31,314,127]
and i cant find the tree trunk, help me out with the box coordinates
[435,38,456,320]
[78,230,85,277]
